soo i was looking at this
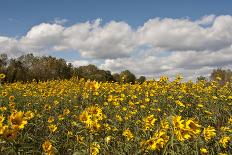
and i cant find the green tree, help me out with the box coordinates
[119,70,136,84]
[210,68,232,85]
[137,76,146,84]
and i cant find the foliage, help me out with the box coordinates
[0,53,142,84]
[119,70,136,84]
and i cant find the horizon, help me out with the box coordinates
[1,1,232,80]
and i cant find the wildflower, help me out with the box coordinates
[76,135,84,144]
[115,115,123,122]
[79,111,90,123]
[123,128,134,141]
[203,126,216,142]
[9,96,15,102]
[197,104,204,108]
[67,131,73,137]
[200,148,208,154]
[174,129,191,141]
[175,100,185,107]
[0,115,5,123]
[9,111,27,130]
[48,124,57,133]
[144,130,169,151]
[161,120,169,130]
[143,114,157,131]
[90,142,100,155]
[63,108,70,115]
[0,73,5,79]
[0,124,7,135]
[48,116,55,123]
[228,116,232,124]
[219,136,230,148]
[24,111,34,120]
[105,136,112,144]
[185,119,201,135]
[44,104,51,111]
[172,116,185,129]
[58,114,64,121]
[42,140,54,155]
[218,153,228,155]
[88,121,101,133]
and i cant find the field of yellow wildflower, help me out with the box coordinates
[0,74,231,155]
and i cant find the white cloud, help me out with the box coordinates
[53,18,68,25]
[195,14,216,25]
[72,60,90,67]
[1,15,232,79]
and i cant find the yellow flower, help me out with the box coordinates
[9,111,28,130]
[88,121,101,133]
[0,115,5,123]
[219,136,230,148]
[9,96,15,102]
[44,104,51,111]
[123,128,134,141]
[228,116,232,125]
[175,100,185,107]
[79,111,90,123]
[105,136,112,144]
[48,124,57,133]
[42,140,53,154]
[144,129,169,151]
[197,104,204,108]
[161,120,169,129]
[115,115,123,122]
[24,111,34,120]
[90,142,100,155]
[185,119,201,135]
[67,131,73,137]
[203,126,216,142]
[47,116,55,123]
[200,148,208,154]
[143,114,157,131]
[0,124,7,135]
[174,129,191,141]
[0,73,6,79]
[0,106,7,111]
[218,153,228,155]
[172,116,185,129]
[63,108,70,115]
[76,135,84,144]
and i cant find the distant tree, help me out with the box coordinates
[197,76,208,83]
[6,59,29,82]
[137,76,146,84]
[74,64,114,82]
[210,68,232,85]
[0,53,8,72]
[2,53,139,83]
[119,70,136,84]
[113,73,120,82]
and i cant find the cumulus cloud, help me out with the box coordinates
[1,15,232,79]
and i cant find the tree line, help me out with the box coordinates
[197,68,232,85]
[1,53,231,84]
[0,53,146,83]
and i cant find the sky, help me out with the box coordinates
[1,0,232,80]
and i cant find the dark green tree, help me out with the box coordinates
[119,70,136,84]
[137,76,146,84]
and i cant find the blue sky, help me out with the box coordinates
[1,0,231,36]
[1,0,232,79]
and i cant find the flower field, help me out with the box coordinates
[0,74,231,155]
